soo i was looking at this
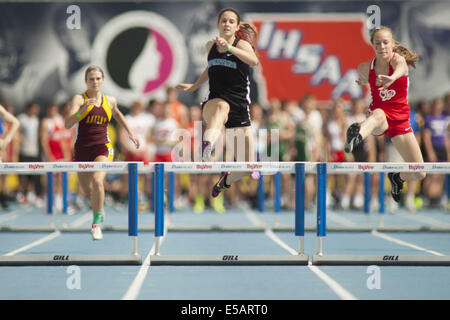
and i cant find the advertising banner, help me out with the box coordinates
[0,1,449,111]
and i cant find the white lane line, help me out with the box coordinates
[0,207,33,224]
[306,262,358,300]
[244,208,265,227]
[122,219,169,300]
[327,208,447,256]
[122,236,165,300]
[327,210,358,226]
[4,231,61,256]
[264,228,357,300]
[245,208,358,300]
[397,211,450,227]
[4,212,91,256]
[265,228,297,255]
[371,230,445,256]
[70,212,91,227]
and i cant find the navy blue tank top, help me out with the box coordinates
[207,38,251,109]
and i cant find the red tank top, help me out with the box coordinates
[46,115,65,159]
[75,93,112,147]
[368,53,410,120]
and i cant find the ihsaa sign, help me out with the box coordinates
[246,13,374,102]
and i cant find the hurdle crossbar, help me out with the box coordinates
[150,162,311,265]
[0,162,143,266]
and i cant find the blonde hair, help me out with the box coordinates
[370,26,419,68]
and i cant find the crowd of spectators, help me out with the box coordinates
[0,89,448,214]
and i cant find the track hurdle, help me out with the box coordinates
[0,162,142,266]
[312,162,450,266]
[148,162,309,266]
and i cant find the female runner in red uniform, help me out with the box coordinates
[65,66,140,240]
[345,26,426,203]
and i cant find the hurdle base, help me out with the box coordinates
[59,225,155,232]
[168,225,266,232]
[0,225,57,232]
[150,254,309,266]
[312,254,450,266]
[60,225,267,232]
[0,254,142,266]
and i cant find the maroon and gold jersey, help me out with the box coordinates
[75,93,112,147]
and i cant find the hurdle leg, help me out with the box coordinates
[61,172,68,228]
[150,172,155,213]
[295,163,305,255]
[168,172,175,213]
[364,172,371,226]
[154,164,165,255]
[128,163,139,255]
[274,172,281,213]
[316,163,327,256]
[258,173,265,213]
[47,172,55,228]
[257,173,266,226]
[378,172,385,228]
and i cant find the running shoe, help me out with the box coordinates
[388,172,404,203]
[212,172,230,198]
[91,224,103,240]
[344,122,363,153]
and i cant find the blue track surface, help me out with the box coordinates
[0,203,449,300]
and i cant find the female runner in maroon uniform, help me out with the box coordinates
[65,66,140,240]
[345,26,426,202]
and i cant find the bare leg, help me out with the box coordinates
[226,126,255,184]
[202,98,230,146]
[359,109,389,138]
[391,132,426,181]
[77,155,109,213]
[77,172,93,201]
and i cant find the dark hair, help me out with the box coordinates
[84,65,105,80]
[370,26,419,68]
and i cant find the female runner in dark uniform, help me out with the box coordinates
[177,7,259,197]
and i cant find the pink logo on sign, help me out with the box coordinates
[143,30,174,93]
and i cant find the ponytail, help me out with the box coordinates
[393,41,419,69]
